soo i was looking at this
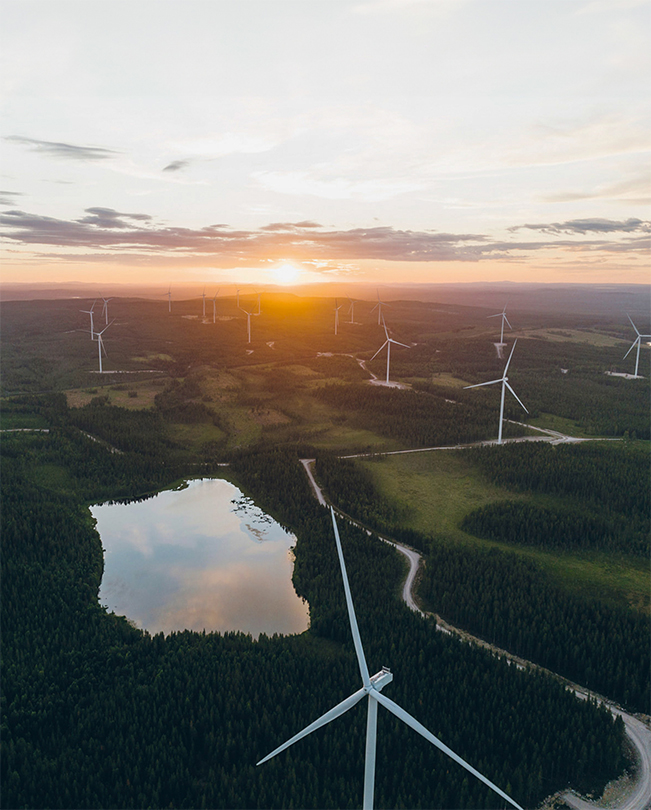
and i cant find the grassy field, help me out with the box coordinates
[358,449,649,614]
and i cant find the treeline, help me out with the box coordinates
[461,442,649,556]
[418,543,649,712]
[462,500,649,556]
[2,442,628,809]
[314,383,526,446]
[311,452,649,713]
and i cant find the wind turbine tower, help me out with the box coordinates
[94,321,113,373]
[258,508,523,810]
[212,290,220,324]
[100,295,113,325]
[371,289,389,326]
[371,317,409,384]
[80,301,97,340]
[201,287,206,319]
[239,301,253,343]
[347,296,358,324]
[334,299,343,335]
[488,305,512,345]
[624,315,650,378]
[464,339,528,444]
[165,286,172,313]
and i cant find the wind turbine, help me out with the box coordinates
[464,339,528,444]
[255,292,261,316]
[370,317,409,384]
[94,321,113,373]
[624,315,651,378]
[371,289,389,326]
[164,286,172,313]
[236,288,240,309]
[212,289,220,324]
[334,298,343,335]
[258,508,523,810]
[347,296,358,324]
[488,305,512,345]
[239,301,253,343]
[80,301,97,340]
[201,287,206,319]
[99,295,113,325]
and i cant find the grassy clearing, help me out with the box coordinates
[520,328,628,347]
[65,378,169,410]
[527,412,595,438]
[359,450,649,613]
[427,372,473,389]
[164,422,227,452]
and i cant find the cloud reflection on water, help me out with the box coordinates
[92,479,309,637]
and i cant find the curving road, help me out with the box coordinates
[298,458,651,810]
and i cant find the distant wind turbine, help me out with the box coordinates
[239,301,253,343]
[370,317,409,384]
[80,301,97,340]
[164,286,172,313]
[488,305,512,345]
[255,292,261,316]
[464,339,528,444]
[334,298,343,335]
[212,290,220,324]
[258,508,523,810]
[94,320,113,373]
[201,287,206,318]
[624,315,650,378]
[371,289,389,326]
[99,294,113,325]
[347,296,358,324]
[236,288,240,309]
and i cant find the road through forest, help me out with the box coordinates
[298,456,651,810]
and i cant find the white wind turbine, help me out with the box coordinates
[488,305,512,345]
[254,292,261,316]
[201,287,207,319]
[334,298,343,335]
[80,301,97,340]
[624,315,651,378]
[211,290,220,324]
[94,320,113,373]
[258,508,523,810]
[464,339,528,444]
[371,317,409,384]
[239,301,253,343]
[99,295,113,325]
[347,296,358,324]
[164,286,172,313]
[371,289,389,326]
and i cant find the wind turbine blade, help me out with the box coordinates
[371,302,379,312]
[463,378,501,390]
[503,315,512,330]
[330,508,371,687]
[382,316,389,340]
[502,339,517,376]
[371,692,523,810]
[389,339,410,349]
[627,314,640,336]
[623,338,640,359]
[257,686,366,766]
[505,381,528,413]
[371,341,388,362]
[487,313,501,319]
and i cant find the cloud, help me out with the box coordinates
[1,208,647,264]
[163,160,191,172]
[4,136,119,161]
[541,175,651,205]
[77,207,154,229]
[0,190,22,206]
[254,170,426,202]
[509,218,651,235]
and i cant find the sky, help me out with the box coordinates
[1,0,649,288]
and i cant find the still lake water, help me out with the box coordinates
[91,478,309,637]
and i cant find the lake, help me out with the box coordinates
[91,478,309,637]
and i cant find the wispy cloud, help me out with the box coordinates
[509,218,651,235]
[0,190,22,206]
[1,208,647,265]
[4,136,120,161]
[163,160,191,172]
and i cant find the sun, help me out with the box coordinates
[272,263,301,285]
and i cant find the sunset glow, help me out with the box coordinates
[0,1,648,288]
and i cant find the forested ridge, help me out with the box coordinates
[1,421,628,809]
[314,452,649,713]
